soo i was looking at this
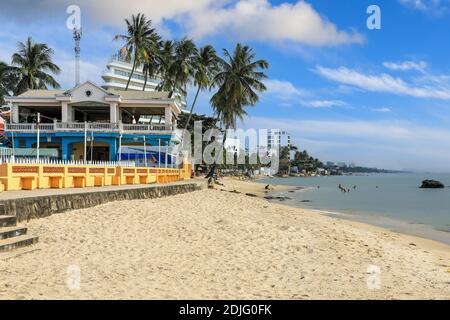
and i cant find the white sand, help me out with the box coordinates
[0,182,449,299]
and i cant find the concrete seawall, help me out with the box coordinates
[0,181,204,222]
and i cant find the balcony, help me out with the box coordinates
[5,122,173,134]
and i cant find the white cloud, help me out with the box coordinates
[383,60,427,73]
[0,0,363,47]
[399,0,449,13]
[0,0,214,26]
[372,107,392,113]
[54,55,104,89]
[301,100,347,108]
[315,66,450,100]
[185,0,364,46]
[264,79,309,100]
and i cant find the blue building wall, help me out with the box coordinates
[6,132,174,161]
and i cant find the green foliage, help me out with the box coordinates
[210,43,269,130]
[0,61,15,107]
[114,13,161,90]
[292,149,324,170]
[10,37,60,95]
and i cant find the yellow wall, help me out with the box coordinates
[0,162,192,192]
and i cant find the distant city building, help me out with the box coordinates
[267,129,293,160]
[267,129,291,149]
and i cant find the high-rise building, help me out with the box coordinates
[102,50,187,110]
[267,129,293,160]
[267,129,291,148]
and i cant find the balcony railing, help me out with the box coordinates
[5,122,173,133]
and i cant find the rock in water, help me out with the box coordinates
[420,180,445,189]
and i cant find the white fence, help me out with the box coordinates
[5,122,172,133]
[0,156,136,167]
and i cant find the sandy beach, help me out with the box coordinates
[0,178,449,299]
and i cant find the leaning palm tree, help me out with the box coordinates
[168,38,198,99]
[183,45,219,131]
[11,37,60,95]
[114,13,160,90]
[156,40,175,92]
[206,43,269,180]
[141,39,162,91]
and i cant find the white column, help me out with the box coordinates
[110,103,118,123]
[164,106,172,130]
[61,102,69,123]
[11,103,19,123]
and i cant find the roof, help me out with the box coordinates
[15,88,172,100]
[18,90,65,98]
[107,90,172,100]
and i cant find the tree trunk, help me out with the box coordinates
[169,75,179,99]
[142,69,148,91]
[183,86,200,132]
[205,123,228,182]
[125,57,137,91]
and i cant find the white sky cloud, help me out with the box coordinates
[184,0,364,46]
[54,52,104,88]
[264,79,309,99]
[315,66,450,100]
[372,107,392,113]
[383,60,427,73]
[301,100,347,108]
[399,0,449,13]
[0,0,363,47]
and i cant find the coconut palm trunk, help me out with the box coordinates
[125,57,137,90]
[183,86,200,131]
[206,123,228,182]
[142,69,148,91]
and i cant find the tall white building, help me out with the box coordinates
[102,50,187,110]
[267,129,294,160]
[267,130,291,149]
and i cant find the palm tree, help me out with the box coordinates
[156,40,175,92]
[168,38,198,98]
[114,13,160,90]
[11,37,60,95]
[206,43,269,180]
[0,61,14,106]
[141,38,162,91]
[183,45,219,131]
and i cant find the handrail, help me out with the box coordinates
[5,122,172,133]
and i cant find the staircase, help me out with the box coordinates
[0,215,39,252]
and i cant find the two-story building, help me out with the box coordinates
[4,81,181,163]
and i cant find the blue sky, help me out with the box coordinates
[1,0,450,172]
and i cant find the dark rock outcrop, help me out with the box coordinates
[420,180,445,189]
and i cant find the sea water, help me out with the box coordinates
[259,173,450,245]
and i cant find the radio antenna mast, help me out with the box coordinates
[73,27,82,87]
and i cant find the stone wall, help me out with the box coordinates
[0,182,204,222]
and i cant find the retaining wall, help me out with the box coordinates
[0,182,203,222]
